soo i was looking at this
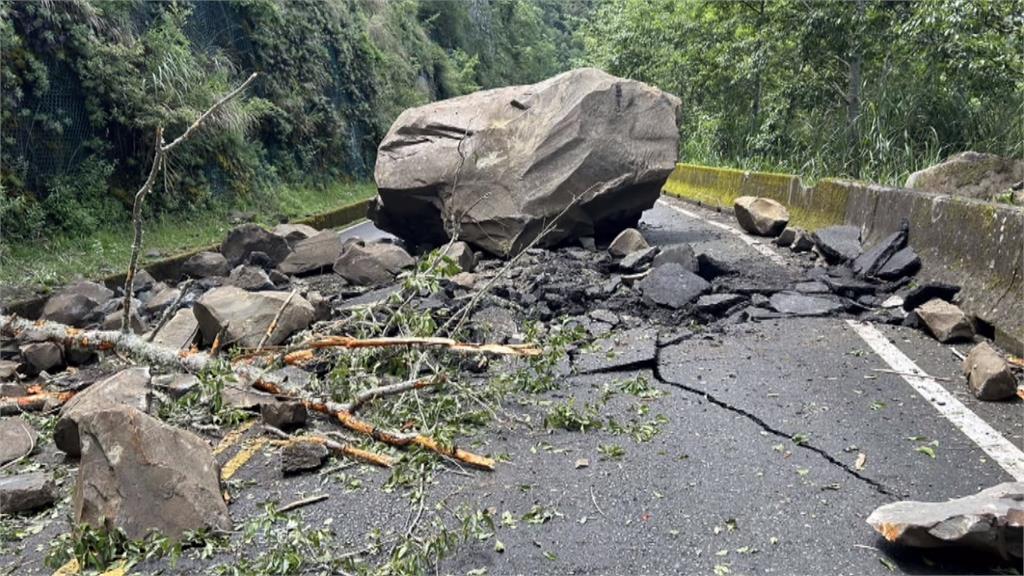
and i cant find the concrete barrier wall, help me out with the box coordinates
[663,164,1024,355]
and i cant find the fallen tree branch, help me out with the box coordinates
[285,335,540,362]
[0,391,76,416]
[257,289,296,352]
[263,425,394,468]
[277,493,329,514]
[344,376,443,413]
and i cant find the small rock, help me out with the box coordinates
[652,244,698,272]
[768,292,844,316]
[790,231,814,253]
[811,225,862,264]
[102,308,147,334]
[0,472,56,514]
[794,281,830,294]
[877,247,921,281]
[73,405,231,540]
[272,223,319,245]
[150,308,199,350]
[441,241,477,272]
[278,230,343,276]
[881,295,905,309]
[182,251,230,279]
[194,286,315,348]
[281,440,328,474]
[734,196,789,236]
[228,265,275,291]
[223,386,277,411]
[132,269,157,293]
[694,293,746,315]
[268,269,291,287]
[588,309,619,325]
[245,251,274,270]
[449,272,476,290]
[19,342,64,375]
[222,224,292,267]
[916,298,973,343]
[903,282,960,311]
[619,246,658,272]
[851,224,908,277]
[470,306,518,342]
[866,481,1024,559]
[696,252,734,280]
[822,276,877,298]
[153,374,200,399]
[0,360,19,381]
[143,285,182,316]
[608,228,649,257]
[55,367,152,457]
[962,342,1018,401]
[333,242,415,286]
[305,290,332,322]
[0,417,37,466]
[261,401,307,430]
[0,382,29,397]
[773,227,798,247]
[638,263,710,309]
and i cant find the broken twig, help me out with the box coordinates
[277,493,329,514]
[263,425,394,468]
[257,289,297,352]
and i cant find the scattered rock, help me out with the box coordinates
[272,223,320,245]
[768,292,844,316]
[774,227,798,247]
[694,293,746,315]
[305,290,332,322]
[333,242,415,286]
[19,342,64,375]
[132,269,157,293]
[822,276,877,298]
[371,68,680,256]
[638,263,710,309]
[102,308,147,334]
[733,196,790,236]
[876,247,921,281]
[441,241,477,272]
[181,251,230,279]
[962,342,1018,401]
[588,309,619,325]
[608,228,649,257]
[143,285,182,316]
[696,252,734,280]
[618,246,658,272]
[811,226,862,264]
[193,286,314,348]
[469,306,518,342]
[449,272,476,290]
[916,298,973,342]
[278,230,343,276]
[0,360,19,381]
[281,440,328,474]
[221,224,291,267]
[0,472,56,514]
[261,401,307,430]
[222,386,276,411]
[153,374,199,399]
[651,244,697,272]
[906,151,1024,202]
[150,308,199,350]
[245,251,275,270]
[40,281,113,327]
[795,281,830,294]
[851,224,908,277]
[0,417,37,466]
[790,231,814,253]
[227,265,275,291]
[55,366,152,457]
[73,405,231,541]
[902,282,961,311]
[866,481,1024,560]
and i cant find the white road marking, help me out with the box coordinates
[847,320,1024,481]
[656,199,788,266]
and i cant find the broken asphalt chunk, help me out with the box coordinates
[902,282,961,311]
[639,263,710,309]
[851,223,908,277]
[812,225,862,264]
[768,292,844,316]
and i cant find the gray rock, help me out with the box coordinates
[573,328,657,373]
[877,247,921,281]
[618,246,658,272]
[811,226,862,264]
[851,224,908,277]
[0,473,56,514]
[0,360,19,381]
[638,263,710,309]
[449,272,476,290]
[790,231,815,253]
[221,224,292,267]
[774,227,798,247]
[19,342,64,375]
[652,244,698,272]
[261,401,307,430]
[734,196,789,236]
[333,242,415,286]
[579,237,597,251]
[278,230,343,276]
[153,374,199,399]
[822,276,877,298]
[470,306,518,342]
[245,251,275,270]
[40,281,114,327]
[608,228,649,257]
[916,298,973,343]
[768,292,844,316]
[143,285,181,316]
[55,366,151,457]
[441,241,477,272]
[227,265,275,291]
[305,290,332,322]
[73,405,231,541]
[694,293,746,315]
[696,252,734,280]
[132,269,157,293]
[588,309,619,325]
[371,68,681,256]
[281,440,328,474]
[902,282,960,311]
[223,386,276,411]
[962,342,1018,401]
[0,417,37,466]
[102,308,147,334]
[181,251,229,279]
[795,281,830,294]
[150,308,199,350]
[194,286,314,348]
[272,223,319,245]
[906,151,1024,202]
[866,481,1024,559]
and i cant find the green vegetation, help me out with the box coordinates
[582,0,1023,185]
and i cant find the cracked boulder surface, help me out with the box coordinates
[3,199,1021,576]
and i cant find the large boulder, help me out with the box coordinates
[193,286,314,348]
[370,68,681,256]
[906,151,1024,202]
[55,367,152,457]
[72,405,231,541]
[40,281,114,327]
[181,251,229,279]
[278,230,344,276]
[733,196,790,237]
[333,242,415,286]
[150,308,199,350]
[221,224,291,267]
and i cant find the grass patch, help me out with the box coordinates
[0,181,376,299]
